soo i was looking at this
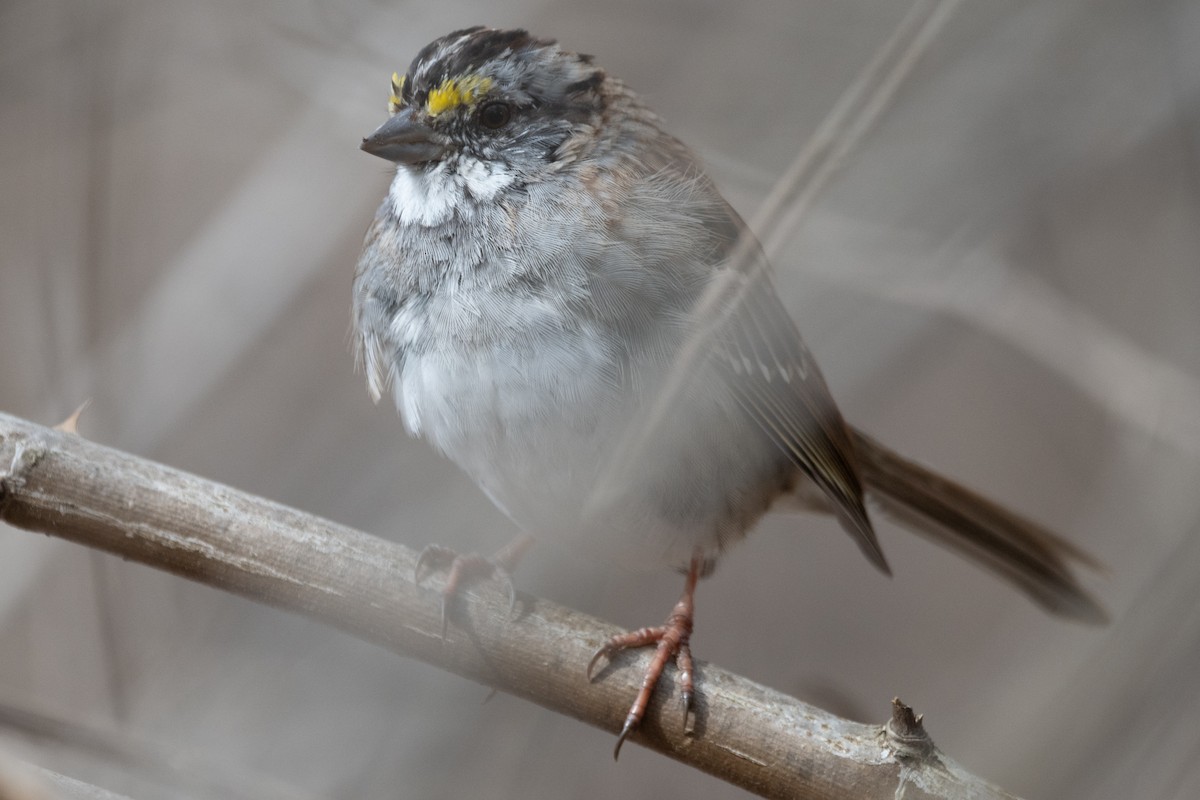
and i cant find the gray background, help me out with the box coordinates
[2,0,1199,797]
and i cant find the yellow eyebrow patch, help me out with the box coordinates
[426,74,493,116]
[388,72,406,113]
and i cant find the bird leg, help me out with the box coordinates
[415,532,536,638]
[588,552,702,759]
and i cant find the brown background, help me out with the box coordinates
[2,0,1199,797]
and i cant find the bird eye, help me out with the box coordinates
[477,101,512,129]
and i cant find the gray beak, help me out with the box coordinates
[360,107,446,164]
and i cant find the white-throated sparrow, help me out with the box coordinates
[353,26,1104,757]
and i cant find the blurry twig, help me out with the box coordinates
[0,412,1020,800]
[823,244,1200,458]
[753,0,961,258]
[0,704,310,800]
[17,765,133,800]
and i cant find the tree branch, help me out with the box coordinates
[0,411,1018,799]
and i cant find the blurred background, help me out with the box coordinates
[2,0,1199,797]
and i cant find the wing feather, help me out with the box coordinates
[707,211,888,572]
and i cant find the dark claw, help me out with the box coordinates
[587,647,611,682]
[680,690,693,733]
[497,569,516,617]
[613,717,637,760]
[414,544,452,583]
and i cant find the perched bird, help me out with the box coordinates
[353,26,1105,757]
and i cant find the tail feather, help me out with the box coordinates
[849,426,1108,624]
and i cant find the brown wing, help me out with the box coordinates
[708,216,890,573]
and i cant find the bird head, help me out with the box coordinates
[361,27,608,179]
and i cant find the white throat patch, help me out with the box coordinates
[388,158,515,226]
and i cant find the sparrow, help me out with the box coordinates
[352,26,1105,758]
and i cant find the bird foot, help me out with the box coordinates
[414,533,534,638]
[587,554,701,759]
